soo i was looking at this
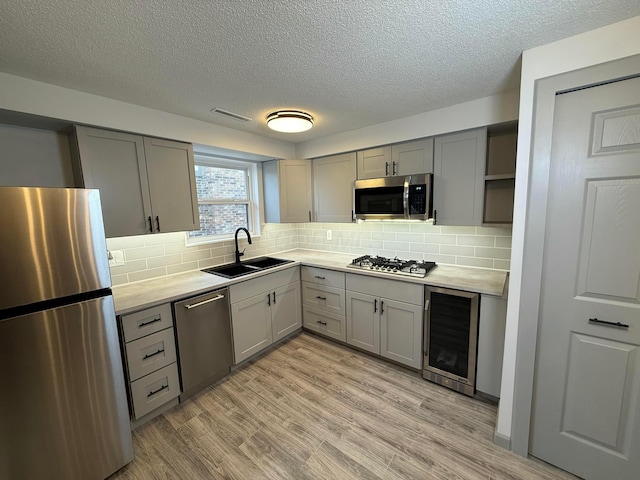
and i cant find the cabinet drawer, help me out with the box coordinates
[126,327,177,382]
[229,266,299,304]
[121,303,173,342]
[301,266,345,289]
[302,282,345,316]
[130,363,180,419]
[346,273,423,306]
[303,306,346,342]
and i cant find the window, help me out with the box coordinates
[187,157,259,243]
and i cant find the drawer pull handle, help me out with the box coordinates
[314,275,326,280]
[184,294,225,310]
[143,348,165,360]
[588,318,629,329]
[147,384,168,397]
[316,295,327,300]
[139,316,161,328]
[317,320,328,326]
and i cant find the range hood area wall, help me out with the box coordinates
[106,222,511,286]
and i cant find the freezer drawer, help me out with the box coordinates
[173,288,232,400]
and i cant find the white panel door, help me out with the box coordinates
[530,76,640,480]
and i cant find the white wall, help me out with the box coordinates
[0,73,295,160]
[496,14,640,454]
[296,90,519,158]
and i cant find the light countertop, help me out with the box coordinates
[112,249,508,315]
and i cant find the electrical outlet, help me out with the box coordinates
[108,250,125,267]
[326,230,332,240]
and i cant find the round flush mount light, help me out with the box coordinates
[266,110,314,133]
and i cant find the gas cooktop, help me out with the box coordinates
[347,255,437,278]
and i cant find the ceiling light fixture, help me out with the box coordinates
[266,110,313,133]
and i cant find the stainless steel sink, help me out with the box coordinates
[202,257,293,279]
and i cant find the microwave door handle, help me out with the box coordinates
[403,178,409,218]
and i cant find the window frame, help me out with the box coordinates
[186,155,261,245]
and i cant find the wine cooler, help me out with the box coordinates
[423,286,479,396]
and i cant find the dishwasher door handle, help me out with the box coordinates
[184,294,225,310]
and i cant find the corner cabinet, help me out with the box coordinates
[263,159,313,223]
[313,152,356,222]
[71,126,199,238]
[345,274,423,369]
[229,266,301,364]
[433,127,487,226]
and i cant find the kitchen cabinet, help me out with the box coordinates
[476,294,507,398]
[356,146,391,179]
[119,303,180,425]
[229,266,301,363]
[483,126,517,225]
[71,126,199,238]
[391,138,434,176]
[263,159,313,223]
[313,152,356,222]
[433,127,487,226]
[301,266,347,341]
[346,274,423,368]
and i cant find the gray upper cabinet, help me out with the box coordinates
[433,127,487,226]
[263,159,313,223]
[391,138,434,176]
[72,126,199,237]
[313,152,356,222]
[356,146,391,179]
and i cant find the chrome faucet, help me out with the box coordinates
[234,227,252,263]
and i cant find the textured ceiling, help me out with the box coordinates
[1,1,639,144]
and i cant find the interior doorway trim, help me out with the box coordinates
[510,53,640,456]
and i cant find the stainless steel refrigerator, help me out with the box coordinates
[0,187,133,479]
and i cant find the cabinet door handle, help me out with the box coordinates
[139,316,161,328]
[385,162,389,176]
[309,210,312,222]
[352,210,355,222]
[272,292,276,304]
[433,209,437,225]
[184,294,225,310]
[267,293,271,306]
[589,318,629,329]
[148,216,153,233]
[147,384,168,397]
[142,348,165,360]
[392,161,397,175]
[155,215,160,232]
[374,298,377,313]
[315,295,327,300]
[381,300,385,314]
[314,275,326,280]
[317,320,328,326]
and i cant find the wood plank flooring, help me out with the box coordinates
[110,332,578,480]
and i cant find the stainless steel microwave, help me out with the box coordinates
[354,173,432,221]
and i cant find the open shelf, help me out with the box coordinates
[483,126,517,225]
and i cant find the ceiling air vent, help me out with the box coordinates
[210,107,252,122]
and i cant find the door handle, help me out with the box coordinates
[139,316,161,328]
[316,320,328,326]
[385,162,389,176]
[155,215,160,232]
[314,275,326,280]
[315,295,327,300]
[392,161,397,175]
[381,300,385,314]
[433,209,437,225]
[142,348,165,360]
[147,384,168,397]
[272,292,276,304]
[148,216,153,233]
[374,298,377,313]
[184,294,225,309]
[588,318,629,329]
[308,210,311,222]
[267,293,271,306]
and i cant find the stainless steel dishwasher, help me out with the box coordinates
[173,288,233,400]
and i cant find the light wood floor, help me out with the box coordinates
[110,332,578,480]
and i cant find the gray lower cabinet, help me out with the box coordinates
[71,125,199,237]
[433,127,487,226]
[476,294,507,398]
[230,267,301,364]
[301,266,347,341]
[119,303,180,423]
[346,274,424,369]
[312,152,356,222]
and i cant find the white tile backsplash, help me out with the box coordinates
[107,221,512,286]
